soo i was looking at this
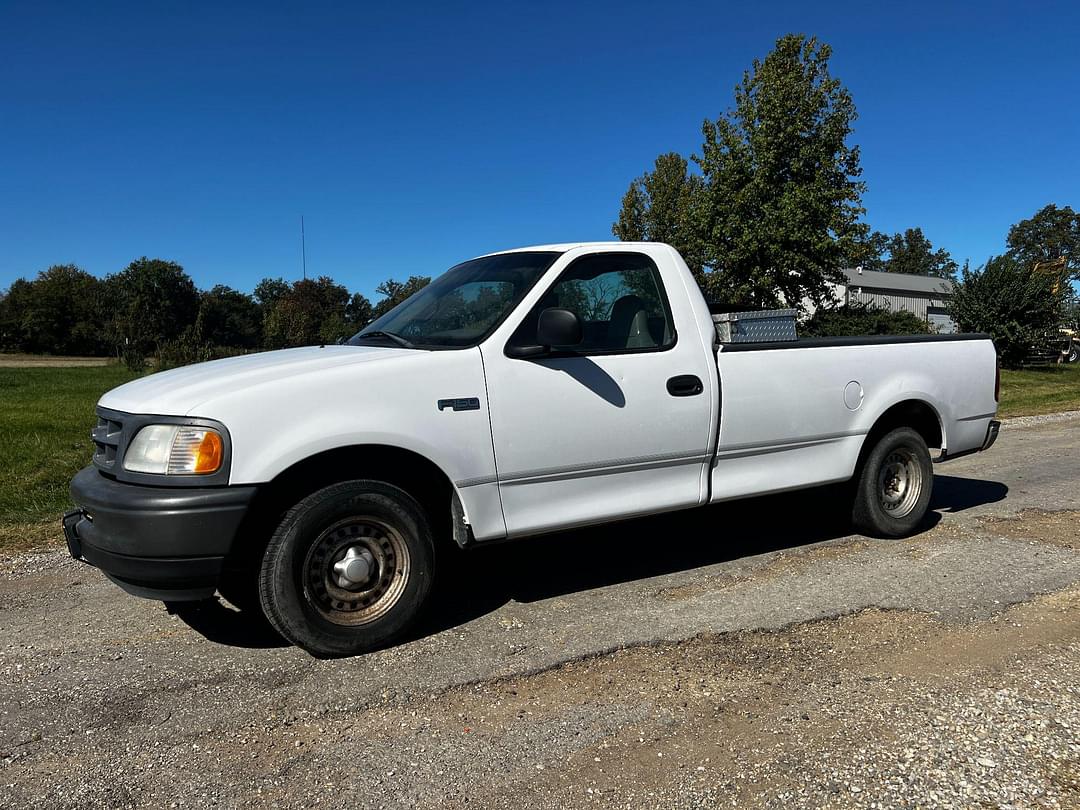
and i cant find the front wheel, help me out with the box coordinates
[258,480,435,656]
[851,427,933,538]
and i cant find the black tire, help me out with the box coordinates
[258,480,435,657]
[1068,344,1079,364]
[851,427,933,538]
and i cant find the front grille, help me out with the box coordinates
[91,412,124,470]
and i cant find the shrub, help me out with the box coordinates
[947,255,1067,368]
[119,345,147,372]
[156,326,214,370]
[802,301,932,337]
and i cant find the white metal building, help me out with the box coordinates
[836,267,957,333]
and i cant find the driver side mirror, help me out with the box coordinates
[506,307,583,358]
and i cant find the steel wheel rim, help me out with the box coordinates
[877,447,923,517]
[302,516,411,626]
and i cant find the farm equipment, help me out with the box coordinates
[1025,258,1078,364]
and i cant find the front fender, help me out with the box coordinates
[193,347,507,540]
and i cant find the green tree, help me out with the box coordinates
[345,292,374,331]
[947,255,1067,367]
[198,285,261,349]
[0,266,108,355]
[0,279,36,352]
[844,230,890,273]
[263,276,356,348]
[372,275,431,318]
[105,258,200,367]
[695,34,867,309]
[1006,203,1080,280]
[612,153,706,280]
[878,228,957,277]
[253,277,291,349]
[321,290,375,345]
[253,277,290,310]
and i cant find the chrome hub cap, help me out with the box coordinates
[303,517,411,626]
[878,448,923,517]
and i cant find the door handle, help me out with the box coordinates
[667,374,703,397]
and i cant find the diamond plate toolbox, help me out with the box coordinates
[712,308,798,344]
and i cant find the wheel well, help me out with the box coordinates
[863,399,943,456]
[226,445,456,569]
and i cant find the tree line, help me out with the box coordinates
[0,257,429,369]
[611,33,1079,364]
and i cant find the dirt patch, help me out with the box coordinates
[753,510,1079,580]
[979,509,1080,550]
[444,589,1080,808]
[0,354,113,367]
[652,572,738,602]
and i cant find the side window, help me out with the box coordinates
[512,253,675,353]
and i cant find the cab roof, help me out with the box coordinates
[482,241,667,257]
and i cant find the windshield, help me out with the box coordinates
[349,251,560,349]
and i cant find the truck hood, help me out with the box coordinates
[98,345,414,416]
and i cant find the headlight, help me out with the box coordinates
[123,425,224,475]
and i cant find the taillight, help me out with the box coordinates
[994,363,1000,402]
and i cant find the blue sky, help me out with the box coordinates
[2,1,1078,300]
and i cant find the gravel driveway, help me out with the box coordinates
[2,414,1079,808]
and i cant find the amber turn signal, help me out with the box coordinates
[194,430,224,474]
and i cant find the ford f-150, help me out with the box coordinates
[64,243,1001,655]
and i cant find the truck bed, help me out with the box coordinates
[710,332,998,503]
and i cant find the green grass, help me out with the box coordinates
[998,364,1080,418]
[0,361,1077,554]
[0,366,139,551]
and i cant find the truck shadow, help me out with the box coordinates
[170,474,1006,651]
[413,473,1008,642]
[929,474,1009,513]
[165,598,289,649]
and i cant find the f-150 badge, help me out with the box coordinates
[437,397,480,412]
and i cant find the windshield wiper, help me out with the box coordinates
[354,330,416,349]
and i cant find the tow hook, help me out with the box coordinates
[61,509,87,560]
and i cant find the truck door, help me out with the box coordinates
[479,249,714,537]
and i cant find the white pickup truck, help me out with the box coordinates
[65,243,1001,655]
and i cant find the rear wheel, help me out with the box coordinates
[852,427,933,538]
[258,480,434,656]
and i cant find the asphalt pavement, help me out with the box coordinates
[1,412,1078,808]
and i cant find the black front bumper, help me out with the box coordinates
[65,466,257,601]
